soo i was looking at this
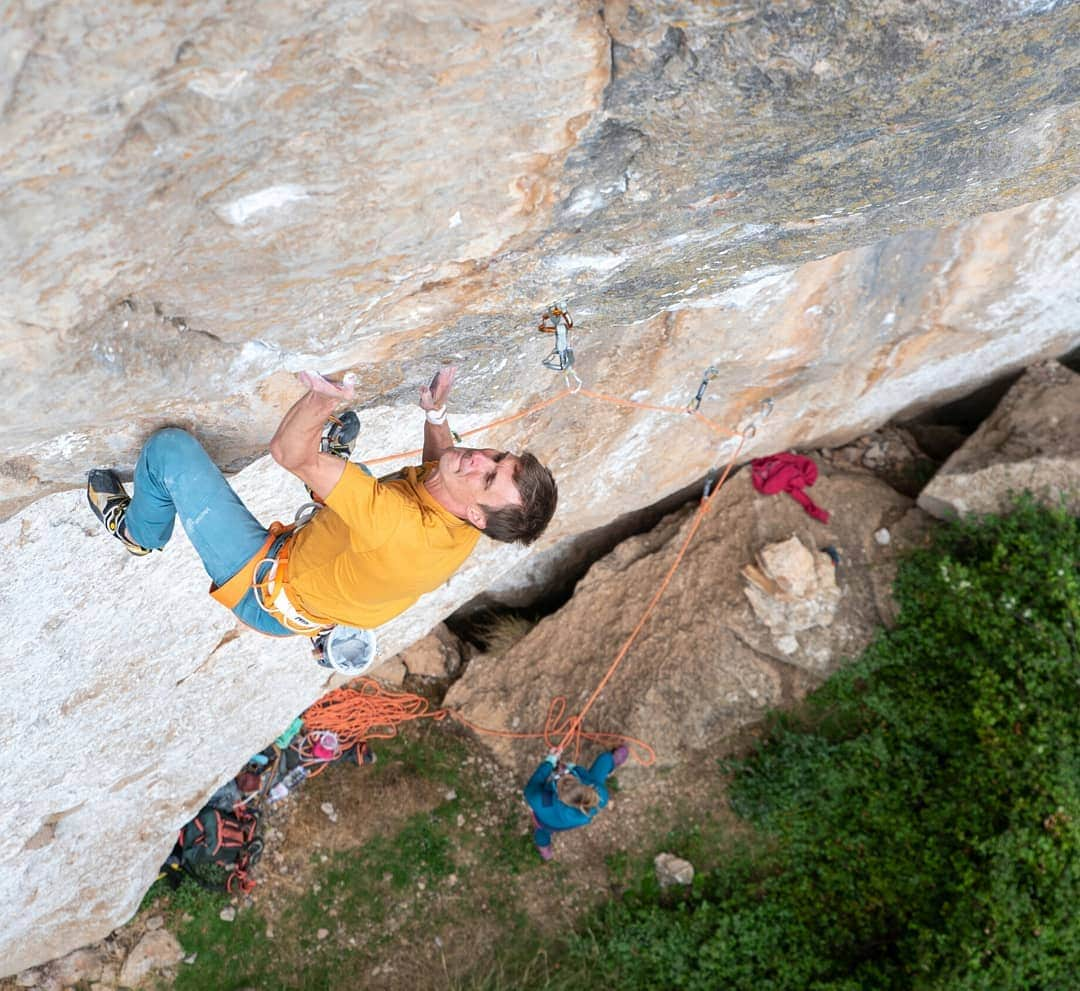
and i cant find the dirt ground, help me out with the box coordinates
[240,713,765,990]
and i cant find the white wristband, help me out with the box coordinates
[425,406,447,425]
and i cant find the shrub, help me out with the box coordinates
[555,498,1080,990]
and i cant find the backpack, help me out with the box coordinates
[164,806,264,894]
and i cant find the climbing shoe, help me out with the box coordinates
[306,411,361,502]
[612,745,630,768]
[320,410,360,460]
[86,469,151,556]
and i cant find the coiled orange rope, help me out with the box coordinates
[300,380,761,768]
[303,679,447,744]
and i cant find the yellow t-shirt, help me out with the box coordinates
[284,462,480,629]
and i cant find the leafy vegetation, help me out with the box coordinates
[533,498,1080,990]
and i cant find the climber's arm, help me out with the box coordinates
[523,758,555,805]
[419,366,457,463]
[270,371,355,497]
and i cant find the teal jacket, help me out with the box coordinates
[524,756,611,832]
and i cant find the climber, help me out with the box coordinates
[86,366,558,644]
[524,745,628,860]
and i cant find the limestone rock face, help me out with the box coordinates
[444,466,931,773]
[2,0,1080,975]
[918,361,1080,519]
[2,0,1079,513]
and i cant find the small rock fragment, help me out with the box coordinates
[654,852,695,888]
[118,930,184,988]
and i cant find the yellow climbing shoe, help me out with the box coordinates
[86,469,151,556]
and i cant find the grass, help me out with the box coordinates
[141,724,554,990]
[135,663,759,991]
[460,610,537,657]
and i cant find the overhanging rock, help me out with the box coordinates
[3,0,1080,975]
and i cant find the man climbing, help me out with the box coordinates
[85,367,558,655]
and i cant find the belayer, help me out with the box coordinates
[524,745,628,860]
[86,367,558,667]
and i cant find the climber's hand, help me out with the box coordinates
[299,370,356,401]
[420,365,457,412]
[545,747,562,766]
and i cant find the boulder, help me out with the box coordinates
[918,361,1080,519]
[742,536,842,656]
[49,947,107,986]
[445,466,932,771]
[394,624,465,680]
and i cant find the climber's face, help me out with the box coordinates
[437,447,523,528]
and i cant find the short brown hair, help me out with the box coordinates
[479,451,557,546]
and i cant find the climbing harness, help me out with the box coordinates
[246,506,379,663]
[538,303,582,390]
[688,365,719,412]
[251,521,332,635]
[208,512,327,636]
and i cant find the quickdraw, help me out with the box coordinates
[538,303,581,390]
[738,396,775,439]
[688,365,719,412]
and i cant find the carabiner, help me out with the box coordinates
[688,366,719,412]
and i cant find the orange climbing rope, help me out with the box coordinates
[362,385,739,468]
[363,388,576,467]
[549,431,746,764]
[297,372,762,770]
[303,679,446,746]
[297,679,448,776]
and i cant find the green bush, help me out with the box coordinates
[556,499,1080,990]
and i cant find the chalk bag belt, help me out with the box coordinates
[252,523,333,636]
